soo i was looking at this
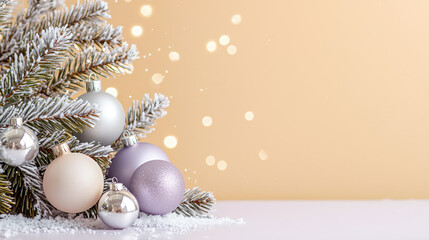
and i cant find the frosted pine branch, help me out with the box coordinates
[126,94,170,137]
[38,0,109,31]
[19,161,54,217]
[0,165,14,214]
[45,43,138,95]
[0,94,99,134]
[70,23,122,47]
[0,26,72,106]
[0,0,15,33]
[0,0,106,64]
[174,187,216,217]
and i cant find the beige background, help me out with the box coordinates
[77,0,429,200]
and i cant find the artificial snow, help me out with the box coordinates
[0,212,244,238]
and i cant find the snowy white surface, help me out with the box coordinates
[4,200,429,239]
[0,208,243,239]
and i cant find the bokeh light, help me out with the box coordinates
[105,87,118,97]
[219,35,230,46]
[169,51,180,61]
[202,116,213,127]
[259,149,268,160]
[164,136,178,149]
[140,5,152,17]
[245,111,254,121]
[205,155,216,166]
[152,73,164,84]
[227,45,237,55]
[206,41,217,52]
[131,25,143,37]
[217,160,228,171]
[231,14,242,24]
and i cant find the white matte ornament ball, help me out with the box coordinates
[74,79,125,146]
[43,142,104,213]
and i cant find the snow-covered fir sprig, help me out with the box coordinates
[127,93,170,137]
[174,187,216,217]
[46,42,138,95]
[0,26,72,106]
[0,94,99,133]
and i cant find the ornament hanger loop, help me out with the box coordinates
[112,177,118,184]
[88,72,99,82]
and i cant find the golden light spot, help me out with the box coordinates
[140,5,152,17]
[105,87,118,97]
[206,41,217,52]
[152,73,164,84]
[202,116,213,127]
[245,111,254,121]
[231,14,242,24]
[131,25,143,37]
[217,160,227,171]
[227,45,237,55]
[219,35,230,46]
[164,136,177,149]
[259,149,268,160]
[125,0,132,2]
[205,155,215,166]
[169,51,180,61]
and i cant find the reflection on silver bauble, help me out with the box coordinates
[74,80,125,146]
[0,117,39,166]
[98,181,139,229]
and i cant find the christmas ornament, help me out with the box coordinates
[107,133,169,188]
[74,74,125,146]
[98,178,139,229]
[43,142,104,213]
[0,117,39,166]
[129,160,185,215]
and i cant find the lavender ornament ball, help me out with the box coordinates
[129,160,185,215]
[108,135,169,188]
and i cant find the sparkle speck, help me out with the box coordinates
[131,25,143,37]
[217,160,227,171]
[165,70,169,73]
[140,5,152,17]
[145,68,148,72]
[219,35,230,46]
[232,14,242,24]
[205,155,216,166]
[164,136,177,149]
[169,52,180,61]
[158,48,161,51]
[202,116,213,127]
[206,41,217,52]
[152,73,164,84]
[259,149,268,160]
[105,87,118,97]
[245,111,254,121]
[227,45,237,55]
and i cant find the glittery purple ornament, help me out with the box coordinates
[108,137,169,188]
[129,160,185,215]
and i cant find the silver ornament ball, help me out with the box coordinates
[0,117,39,166]
[74,79,125,146]
[98,180,139,229]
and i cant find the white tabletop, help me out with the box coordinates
[9,200,429,240]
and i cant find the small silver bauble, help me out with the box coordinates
[74,74,125,146]
[0,117,39,166]
[98,178,139,229]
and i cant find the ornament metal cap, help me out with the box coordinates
[9,117,23,127]
[52,142,71,157]
[86,73,102,92]
[109,177,124,191]
[121,131,138,147]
